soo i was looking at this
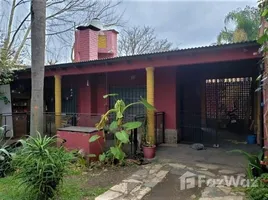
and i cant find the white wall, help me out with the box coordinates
[0,84,13,137]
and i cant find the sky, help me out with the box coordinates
[0,0,258,64]
[117,0,257,49]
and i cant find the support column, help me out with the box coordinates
[54,75,62,130]
[146,67,155,144]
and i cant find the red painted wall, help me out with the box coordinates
[73,69,177,130]
[155,67,177,129]
[95,74,108,114]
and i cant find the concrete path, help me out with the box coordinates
[144,162,247,200]
[95,164,169,200]
[95,161,247,200]
[156,143,260,170]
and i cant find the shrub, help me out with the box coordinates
[247,173,268,200]
[13,133,73,200]
[0,126,13,177]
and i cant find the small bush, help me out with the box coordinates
[0,126,13,177]
[247,173,268,200]
[12,133,73,200]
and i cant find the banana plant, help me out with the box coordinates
[91,94,155,164]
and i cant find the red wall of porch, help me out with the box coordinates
[155,68,177,129]
[71,69,177,130]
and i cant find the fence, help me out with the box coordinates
[0,112,102,138]
[0,111,165,156]
[179,110,250,146]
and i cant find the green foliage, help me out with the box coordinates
[94,94,155,164]
[115,130,129,144]
[13,133,73,200]
[247,173,268,200]
[122,121,142,131]
[0,42,16,85]
[0,70,14,85]
[217,6,260,44]
[110,146,125,160]
[99,153,106,162]
[0,91,10,104]
[109,121,118,132]
[0,126,13,177]
[258,3,268,49]
[0,167,109,200]
[229,150,263,178]
[89,135,100,143]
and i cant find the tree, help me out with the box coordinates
[118,26,173,56]
[30,0,46,136]
[217,6,260,44]
[0,0,123,64]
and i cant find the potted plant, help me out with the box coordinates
[142,122,156,159]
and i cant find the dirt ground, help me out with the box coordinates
[87,165,139,188]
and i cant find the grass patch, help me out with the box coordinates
[0,168,109,200]
[58,174,109,200]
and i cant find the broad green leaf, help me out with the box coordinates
[116,112,123,120]
[262,9,268,17]
[258,151,264,162]
[122,121,142,130]
[110,146,125,161]
[257,34,267,44]
[115,130,129,144]
[256,74,262,81]
[103,93,118,99]
[109,121,118,132]
[140,98,156,110]
[89,135,100,143]
[114,100,125,119]
[99,153,106,162]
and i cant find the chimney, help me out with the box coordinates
[74,27,99,62]
[98,30,118,59]
[74,23,118,62]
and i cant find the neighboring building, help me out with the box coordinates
[8,24,263,147]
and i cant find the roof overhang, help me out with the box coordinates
[18,41,262,78]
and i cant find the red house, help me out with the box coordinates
[10,23,263,148]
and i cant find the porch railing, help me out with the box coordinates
[0,111,165,156]
[0,112,165,141]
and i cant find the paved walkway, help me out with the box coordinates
[95,161,247,200]
[95,164,168,200]
[144,162,246,200]
[156,143,260,170]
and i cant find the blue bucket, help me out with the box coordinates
[247,135,256,144]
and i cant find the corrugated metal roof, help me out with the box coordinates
[53,41,258,67]
[21,40,258,71]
